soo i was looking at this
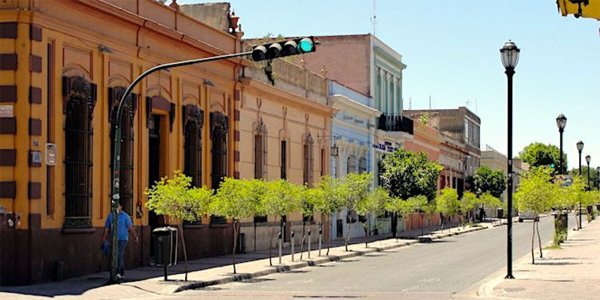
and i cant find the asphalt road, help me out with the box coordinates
[176,215,576,299]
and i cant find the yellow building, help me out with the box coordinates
[237,58,332,251]
[0,0,250,285]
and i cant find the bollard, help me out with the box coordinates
[308,229,311,259]
[291,230,295,262]
[278,232,282,264]
[318,224,322,256]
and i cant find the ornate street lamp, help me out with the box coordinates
[556,114,567,174]
[597,166,600,191]
[586,155,591,188]
[576,141,584,230]
[500,40,519,280]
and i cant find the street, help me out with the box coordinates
[167,215,571,299]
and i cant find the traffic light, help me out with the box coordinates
[251,37,317,61]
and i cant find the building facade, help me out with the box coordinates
[237,56,333,252]
[328,80,379,240]
[404,106,481,196]
[0,0,254,285]
[302,34,412,236]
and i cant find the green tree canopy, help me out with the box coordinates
[472,166,506,198]
[519,142,566,173]
[381,149,444,201]
[436,188,461,217]
[514,167,555,214]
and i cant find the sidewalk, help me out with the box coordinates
[0,223,489,299]
[478,218,600,299]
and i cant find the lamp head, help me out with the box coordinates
[556,113,567,131]
[576,140,584,152]
[500,40,520,69]
[585,155,591,164]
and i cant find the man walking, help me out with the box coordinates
[102,201,138,280]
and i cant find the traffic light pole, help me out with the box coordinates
[108,51,251,284]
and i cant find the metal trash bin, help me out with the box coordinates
[497,208,503,219]
[236,232,246,254]
[152,227,178,267]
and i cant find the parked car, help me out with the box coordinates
[518,211,539,222]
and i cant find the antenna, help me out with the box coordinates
[428,95,432,109]
[475,98,478,114]
[371,0,377,35]
[409,97,412,110]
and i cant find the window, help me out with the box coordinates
[210,112,228,224]
[359,157,367,174]
[109,87,137,217]
[63,76,96,228]
[183,105,203,187]
[347,155,357,174]
[254,120,267,179]
[303,134,314,186]
[280,140,287,179]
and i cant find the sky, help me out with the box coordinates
[179,0,600,170]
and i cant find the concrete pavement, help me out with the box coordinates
[0,223,489,299]
[477,217,600,300]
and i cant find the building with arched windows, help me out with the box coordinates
[0,0,239,285]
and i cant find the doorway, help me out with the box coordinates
[148,114,163,259]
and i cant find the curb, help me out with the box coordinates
[171,225,487,293]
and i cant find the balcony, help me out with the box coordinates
[378,114,414,135]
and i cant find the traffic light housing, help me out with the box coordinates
[251,37,317,61]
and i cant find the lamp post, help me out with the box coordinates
[577,141,584,230]
[500,40,519,280]
[556,114,567,174]
[597,166,600,191]
[586,155,591,188]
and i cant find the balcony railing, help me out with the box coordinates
[378,114,414,134]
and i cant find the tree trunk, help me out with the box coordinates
[531,221,536,264]
[269,216,277,266]
[232,220,238,274]
[345,220,353,252]
[364,219,369,248]
[177,223,189,281]
[536,220,543,258]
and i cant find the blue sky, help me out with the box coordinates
[179,0,600,170]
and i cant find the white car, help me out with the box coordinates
[518,211,539,222]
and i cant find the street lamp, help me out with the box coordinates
[576,141,584,230]
[556,114,567,174]
[586,155,591,188]
[500,40,519,280]
[597,166,600,191]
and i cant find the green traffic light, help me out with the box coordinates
[298,38,314,53]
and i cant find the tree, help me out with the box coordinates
[260,179,301,265]
[472,166,506,198]
[357,187,390,247]
[381,149,443,201]
[311,176,345,255]
[519,142,566,173]
[460,192,479,224]
[405,195,429,236]
[514,167,555,264]
[211,178,259,274]
[385,197,414,241]
[436,188,460,230]
[338,172,372,251]
[145,171,212,281]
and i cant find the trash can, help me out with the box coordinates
[497,208,503,219]
[152,227,178,267]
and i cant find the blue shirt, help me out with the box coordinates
[105,211,133,241]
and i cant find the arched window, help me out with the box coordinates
[183,105,204,187]
[210,112,228,190]
[254,120,267,179]
[63,76,96,228]
[303,134,314,186]
[210,112,228,225]
[109,87,137,217]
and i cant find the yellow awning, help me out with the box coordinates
[556,0,600,20]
